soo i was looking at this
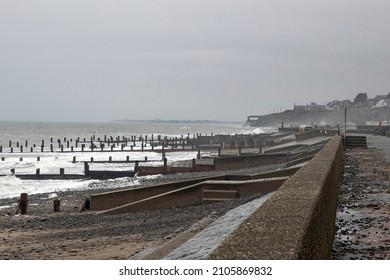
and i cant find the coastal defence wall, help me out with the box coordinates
[214,154,288,171]
[97,177,288,215]
[90,176,225,211]
[208,135,343,259]
[90,166,300,213]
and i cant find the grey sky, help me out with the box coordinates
[1,0,390,122]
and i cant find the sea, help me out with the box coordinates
[0,120,275,201]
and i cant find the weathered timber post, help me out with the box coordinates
[0,146,2,153]
[9,140,12,147]
[134,161,139,173]
[79,195,91,212]
[41,145,43,152]
[163,158,168,174]
[59,168,65,179]
[25,140,28,148]
[19,157,23,161]
[192,158,196,169]
[61,145,64,152]
[30,147,33,152]
[84,162,90,177]
[14,193,28,215]
[72,156,76,163]
[36,168,40,177]
[197,150,201,160]
[1,157,4,161]
[218,148,221,157]
[126,155,130,162]
[90,157,94,162]
[10,147,13,153]
[20,146,23,153]
[53,199,60,212]
[109,156,112,162]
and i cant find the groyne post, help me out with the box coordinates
[84,162,90,177]
[14,193,28,215]
[163,158,168,174]
[59,168,65,179]
[53,199,60,212]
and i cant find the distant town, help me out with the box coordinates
[247,92,390,128]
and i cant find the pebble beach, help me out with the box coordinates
[0,163,283,260]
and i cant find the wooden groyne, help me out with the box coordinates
[2,162,136,180]
[0,130,333,180]
[0,132,286,155]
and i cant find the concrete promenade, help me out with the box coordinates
[365,134,390,160]
[332,133,390,259]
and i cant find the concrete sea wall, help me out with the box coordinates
[208,135,343,259]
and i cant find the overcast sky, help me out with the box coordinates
[1,0,390,122]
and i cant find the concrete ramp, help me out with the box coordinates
[97,177,288,215]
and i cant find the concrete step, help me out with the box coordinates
[345,136,367,148]
[202,189,238,205]
[203,189,238,199]
[202,197,236,204]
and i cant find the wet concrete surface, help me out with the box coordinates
[332,135,390,259]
